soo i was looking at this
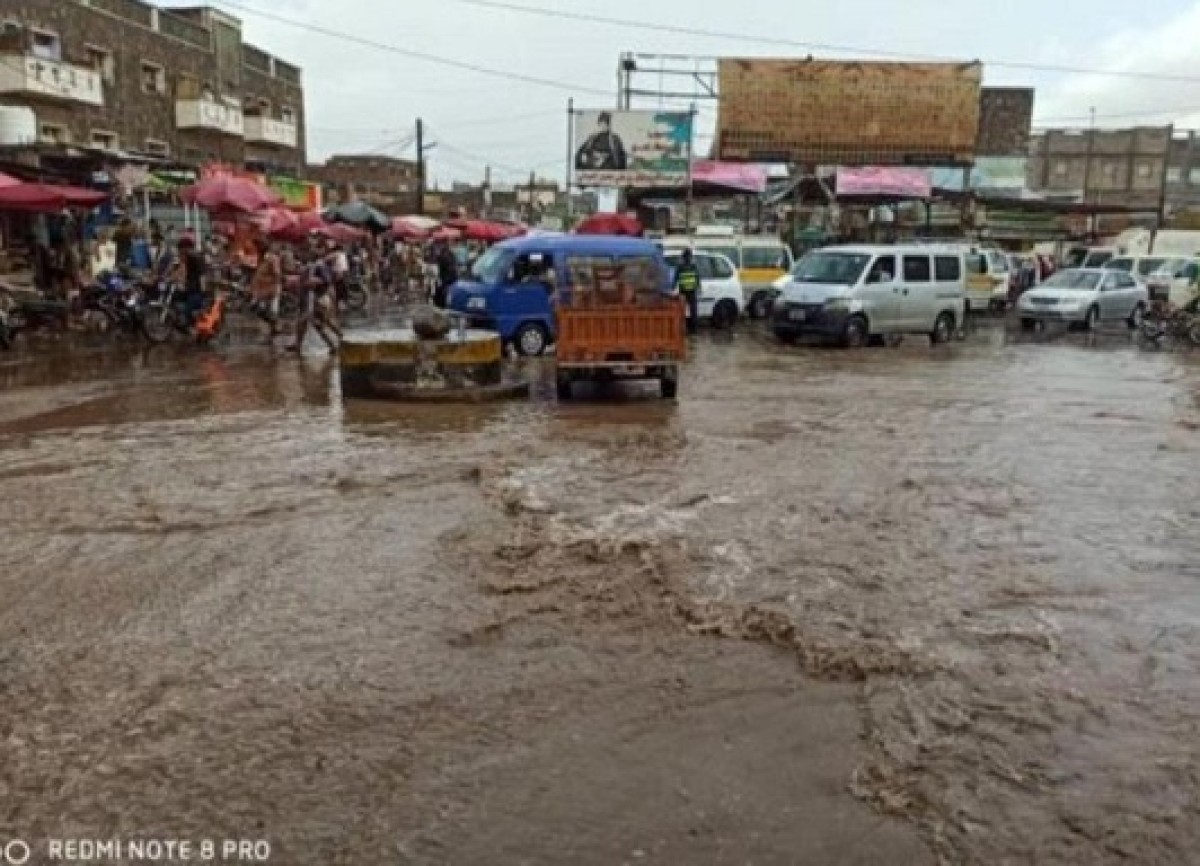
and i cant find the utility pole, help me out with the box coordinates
[528,171,537,223]
[416,117,425,216]
[1083,107,1096,239]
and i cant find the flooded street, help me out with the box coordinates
[1,323,1198,865]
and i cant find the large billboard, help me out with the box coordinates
[717,60,983,166]
[574,110,693,188]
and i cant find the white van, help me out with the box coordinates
[772,245,966,347]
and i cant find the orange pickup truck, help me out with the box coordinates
[554,258,687,401]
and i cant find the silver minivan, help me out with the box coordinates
[772,245,966,347]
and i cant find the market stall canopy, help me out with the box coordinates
[182,175,282,213]
[574,213,644,237]
[0,182,109,212]
[691,161,769,194]
[390,215,440,240]
[430,226,463,242]
[836,167,932,200]
[323,201,390,232]
[446,218,526,242]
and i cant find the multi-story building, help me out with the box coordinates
[0,0,305,174]
[307,154,420,213]
[1025,127,1171,212]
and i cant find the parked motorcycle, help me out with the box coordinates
[75,270,146,337]
[1138,300,1200,348]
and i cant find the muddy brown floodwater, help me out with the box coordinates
[0,321,1198,865]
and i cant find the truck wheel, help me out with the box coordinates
[556,372,573,401]
[1020,318,1037,332]
[660,369,679,400]
[712,300,739,330]
[514,322,549,357]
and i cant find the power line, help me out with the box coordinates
[211,0,609,96]
[444,0,1200,84]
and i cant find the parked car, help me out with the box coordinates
[1105,256,1199,308]
[662,249,743,329]
[663,228,793,319]
[1017,268,1148,331]
[771,244,966,347]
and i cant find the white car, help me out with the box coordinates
[1018,268,1148,331]
[664,250,743,329]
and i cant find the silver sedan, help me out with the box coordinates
[1018,268,1148,331]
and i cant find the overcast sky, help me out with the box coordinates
[163,0,1200,186]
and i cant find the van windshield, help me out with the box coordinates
[790,252,871,285]
[470,247,513,284]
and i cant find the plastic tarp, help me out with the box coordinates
[836,167,931,199]
[691,161,768,194]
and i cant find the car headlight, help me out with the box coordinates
[467,296,487,311]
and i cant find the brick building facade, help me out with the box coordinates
[1025,127,1171,211]
[0,0,305,173]
[307,154,419,213]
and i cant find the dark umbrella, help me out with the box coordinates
[323,201,390,232]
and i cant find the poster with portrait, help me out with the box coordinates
[574,110,693,188]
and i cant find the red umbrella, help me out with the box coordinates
[0,182,108,212]
[430,226,463,242]
[575,213,643,237]
[447,219,522,242]
[391,215,439,240]
[182,175,281,213]
[316,223,367,244]
[0,173,22,189]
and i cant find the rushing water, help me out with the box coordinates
[1,321,1197,864]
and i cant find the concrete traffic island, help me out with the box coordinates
[340,308,530,403]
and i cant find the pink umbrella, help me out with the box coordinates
[182,175,282,213]
[430,226,462,242]
[391,215,439,240]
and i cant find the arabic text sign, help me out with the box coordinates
[574,110,693,188]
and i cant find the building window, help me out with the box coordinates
[144,139,170,157]
[1137,164,1153,179]
[90,129,119,151]
[141,61,166,95]
[281,106,295,124]
[1167,167,1183,184]
[86,46,115,85]
[39,123,70,145]
[29,28,61,61]
[1053,161,1068,177]
[1189,168,1200,185]
[1103,163,1118,178]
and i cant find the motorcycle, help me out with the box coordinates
[141,281,228,346]
[1138,299,1200,348]
[75,270,146,337]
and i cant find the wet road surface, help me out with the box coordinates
[1,319,1197,864]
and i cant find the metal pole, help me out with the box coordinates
[684,104,696,233]
[565,98,575,222]
[1157,123,1175,239]
[1083,108,1096,238]
[416,117,425,216]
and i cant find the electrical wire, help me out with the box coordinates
[444,0,1200,84]
[211,0,610,96]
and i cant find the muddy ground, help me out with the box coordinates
[0,319,1197,865]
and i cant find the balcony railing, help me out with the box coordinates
[245,116,298,149]
[175,97,244,137]
[0,53,104,106]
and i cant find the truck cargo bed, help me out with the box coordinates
[555,301,687,367]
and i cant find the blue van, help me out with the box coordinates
[448,235,671,356]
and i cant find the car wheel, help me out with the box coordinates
[930,312,955,345]
[1127,302,1146,330]
[842,315,869,349]
[1020,318,1037,332]
[749,293,770,320]
[514,322,549,357]
[712,300,738,330]
[1083,305,1100,332]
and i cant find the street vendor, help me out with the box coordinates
[249,238,283,342]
